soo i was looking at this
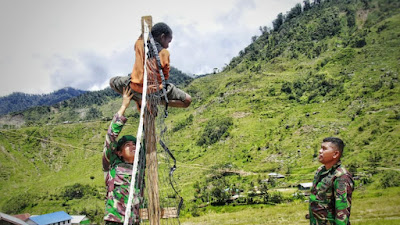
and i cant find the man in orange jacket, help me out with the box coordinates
[110,22,191,109]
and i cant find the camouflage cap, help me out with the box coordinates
[117,135,137,151]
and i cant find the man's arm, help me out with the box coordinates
[102,87,134,175]
[334,174,353,225]
[130,37,145,85]
[159,49,170,80]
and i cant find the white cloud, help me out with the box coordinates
[0,0,301,96]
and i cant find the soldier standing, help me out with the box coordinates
[307,137,354,225]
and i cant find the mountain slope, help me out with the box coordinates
[0,87,86,115]
[0,66,193,128]
[169,66,194,87]
[161,0,400,217]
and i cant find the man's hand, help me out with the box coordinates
[118,87,134,116]
[122,87,134,107]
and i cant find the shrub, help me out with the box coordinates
[173,114,194,132]
[270,191,284,204]
[281,82,292,94]
[352,37,367,48]
[2,193,38,214]
[62,183,97,200]
[85,107,103,120]
[292,190,305,201]
[380,171,400,188]
[196,117,233,146]
[281,72,343,103]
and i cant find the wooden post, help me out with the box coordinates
[145,112,161,225]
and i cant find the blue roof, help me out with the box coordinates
[30,211,72,225]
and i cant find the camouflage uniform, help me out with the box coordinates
[102,113,144,224]
[309,161,354,225]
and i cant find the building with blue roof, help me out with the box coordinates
[27,211,72,225]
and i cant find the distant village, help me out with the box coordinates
[0,174,315,225]
[0,211,89,225]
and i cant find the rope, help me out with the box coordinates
[148,32,169,118]
[138,20,183,224]
[123,19,151,225]
[159,140,183,216]
[147,29,184,221]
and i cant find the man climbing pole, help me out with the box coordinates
[109,18,192,110]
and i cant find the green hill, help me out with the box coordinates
[0,87,87,116]
[1,0,399,224]
[0,66,193,128]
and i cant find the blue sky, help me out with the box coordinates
[0,0,301,96]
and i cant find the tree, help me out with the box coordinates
[287,3,303,20]
[313,0,321,6]
[259,26,269,34]
[85,107,102,121]
[258,179,269,203]
[210,178,229,205]
[251,35,258,43]
[303,0,311,11]
[273,13,284,31]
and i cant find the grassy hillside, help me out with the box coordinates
[0,0,399,224]
[168,0,399,196]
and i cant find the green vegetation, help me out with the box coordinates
[0,0,399,224]
[196,117,233,146]
[180,187,400,224]
[0,88,87,116]
[169,67,194,88]
[0,66,192,127]
[172,114,193,132]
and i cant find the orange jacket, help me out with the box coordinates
[130,36,170,93]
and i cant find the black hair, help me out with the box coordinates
[151,22,172,41]
[323,137,345,153]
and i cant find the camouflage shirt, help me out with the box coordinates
[102,113,141,224]
[309,161,354,225]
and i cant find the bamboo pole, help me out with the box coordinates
[145,111,161,225]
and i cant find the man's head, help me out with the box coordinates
[151,22,173,49]
[116,135,137,163]
[318,137,345,168]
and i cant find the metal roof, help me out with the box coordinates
[299,182,313,188]
[268,172,285,178]
[0,212,29,225]
[12,214,31,222]
[29,211,71,225]
[70,216,88,224]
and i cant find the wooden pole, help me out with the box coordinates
[145,111,161,225]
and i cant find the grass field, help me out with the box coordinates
[180,187,400,225]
